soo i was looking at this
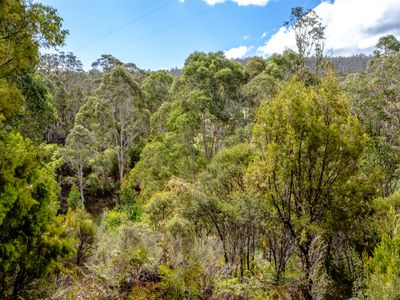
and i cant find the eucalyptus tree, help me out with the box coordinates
[38,52,88,144]
[63,125,95,205]
[126,52,247,199]
[374,34,400,57]
[141,70,174,113]
[285,6,325,80]
[285,6,325,60]
[179,51,247,159]
[95,66,149,183]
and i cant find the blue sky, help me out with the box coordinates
[41,0,400,70]
[41,0,320,70]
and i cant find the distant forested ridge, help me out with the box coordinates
[2,1,400,299]
[237,53,371,75]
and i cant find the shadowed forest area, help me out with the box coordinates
[2,1,400,299]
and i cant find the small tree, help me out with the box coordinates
[250,74,368,298]
[64,125,95,205]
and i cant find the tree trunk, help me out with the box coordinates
[119,123,125,183]
[78,164,85,206]
[300,240,313,300]
[119,150,124,184]
[12,267,26,300]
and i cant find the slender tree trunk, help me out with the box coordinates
[119,122,125,183]
[118,148,124,184]
[202,112,209,160]
[78,164,85,205]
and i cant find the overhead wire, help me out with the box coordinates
[108,8,211,53]
[76,0,175,51]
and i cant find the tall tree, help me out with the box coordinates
[96,66,148,183]
[285,6,325,80]
[39,52,88,144]
[126,52,248,199]
[178,52,247,159]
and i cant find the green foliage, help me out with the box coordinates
[102,208,130,230]
[95,66,149,183]
[12,72,57,143]
[86,147,118,194]
[242,72,276,110]
[374,34,400,57]
[0,0,67,78]
[250,73,370,298]
[126,52,250,200]
[0,79,23,121]
[67,185,83,210]
[361,191,400,299]
[265,50,303,80]
[158,264,188,299]
[0,0,67,129]
[64,207,96,266]
[343,50,400,195]
[181,51,246,121]
[39,52,88,144]
[63,124,95,205]
[245,56,267,78]
[142,70,174,112]
[0,131,71,297]
[2,3,398,297]
[195,144,263,273]
[126,93,205,199]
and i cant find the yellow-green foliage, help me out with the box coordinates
[64,208,96,265]
[362,191,400,299]
[67,185,83,210]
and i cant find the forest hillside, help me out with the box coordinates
[1,1,400,299]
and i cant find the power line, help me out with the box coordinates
[76,0,174,51]
[109,8,211,53]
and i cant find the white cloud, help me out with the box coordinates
[243,34,250,40]
[203,0,269,6]
[232,0,269,5]
[224,45,252,59]
[261,32,267,39]
[203,0,226,5]
[258,0,400,57]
